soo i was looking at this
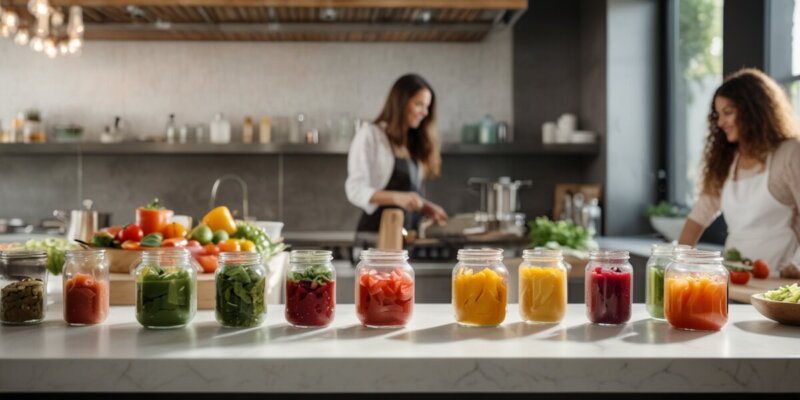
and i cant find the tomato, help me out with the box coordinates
[119,224,144,243]
[203,243,220,256]
[752,259,770,279]
[218,239,241,252]
[161,238,188,248]
[729,270,750,285]
[121,240,142,250]
[162,222,188,239]
[196,255,219,273]
[186,240,204,256]
[103,225,123,238]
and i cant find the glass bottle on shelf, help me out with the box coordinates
[285,250,336,328]
[63,249,109,325]
[519,248,568,324]
[242,116,254,144]
[355,249,414,328]
[259,116,271,144]
[664,250,728,331]
[165,113,176,144]
[585,250,632,325]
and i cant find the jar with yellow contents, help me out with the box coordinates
[518,248,568,323]
[452,248,507,327]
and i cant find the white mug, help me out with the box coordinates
[542,122,557,144]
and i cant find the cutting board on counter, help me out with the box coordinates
[110,273,216,309]
[729,277,800,304]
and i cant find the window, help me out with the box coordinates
[668,0,724,207]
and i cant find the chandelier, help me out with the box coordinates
[0,0,84,58]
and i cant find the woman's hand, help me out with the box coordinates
[392,192,425,211]
[422,200,448,225]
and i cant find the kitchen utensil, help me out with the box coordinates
[468,177,531,234]
[54,199,98,244]
[377,209,404,250]
[751,293,800,325]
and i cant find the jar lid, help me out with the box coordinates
[220,251,262,265]
[589,249,629,260]
[675,249,723,263]
[0,250,47,260]
[360,249,408,261]
[290,250,332,263]
[522,248,563,260]
[457,248,503,262]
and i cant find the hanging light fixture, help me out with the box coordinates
[2,1,83,58]
[14,28,29,45]
[28,0,51,18]
[1,9,19,37]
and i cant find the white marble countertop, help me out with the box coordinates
[1,303,798,393]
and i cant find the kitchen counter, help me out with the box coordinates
[1,304,798,394]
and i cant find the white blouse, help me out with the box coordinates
[345,122,423,215]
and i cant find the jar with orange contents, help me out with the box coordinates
[663,250,728,331]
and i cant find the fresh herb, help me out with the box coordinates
[287,264,333,285]
[528,216,594,251]
[233,221,288,262]
[722,247,752,272]
[644,201,689,218]
[142,198,166,210]
[764,283,800,303]
[215,264,266,328]
[92,231,115,248]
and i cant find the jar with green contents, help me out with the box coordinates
[215,252,266,328]
[645,243,691,319]
[0,250,48,325]
[135,249,196,329]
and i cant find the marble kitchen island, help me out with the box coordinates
[0,304,798,394]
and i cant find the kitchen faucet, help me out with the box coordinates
[209,174,249,220]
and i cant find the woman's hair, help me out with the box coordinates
[375,73,441,177]
[700,68,799,196]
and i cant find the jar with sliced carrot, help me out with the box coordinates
[519,248,568,324]
[664,250,728,331]
[63,249,109,325]
[452,248,507,327]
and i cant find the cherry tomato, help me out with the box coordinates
[730,270,750,285]
[218,239,241,253]
[752,259,770,279]
[119,224,144,243]
[203,243,221,256]
[196,255,219,273]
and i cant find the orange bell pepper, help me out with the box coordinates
[202,206,237,235]
[135,198,174,236]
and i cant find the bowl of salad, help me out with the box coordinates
[751,284,800,326]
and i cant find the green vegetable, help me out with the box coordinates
[135,266,195,328]
[212,229,229,244]
[646,265,666,319]
[12,238,78,275]
[232,221,288,263]
[92,232,115,248]
[142,198,166,210]
[140,233,163,247]
[215,264,266,327]
[527,216,593,251]
[287,264,334,286]
[724,248,743,262]
[190,224,213,245]
[645,201,689,218]
[764,283,800,303]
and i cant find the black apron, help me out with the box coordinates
[356,156,422,233]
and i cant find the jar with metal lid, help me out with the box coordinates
[286,250,336,328]
[452,248,508,327]
[645,243,691,320]
[0,250,48,325]
[135,249,196,329]
[519,248,568,323]
[355,249,414,328]
[63,249,109,325]
[664,250,728,331]
[216,251,266,328]
[585,250,633,325]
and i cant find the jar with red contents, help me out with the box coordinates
[63,249,109,325]
[355,249,414,328]
[285,250,336,328]
[585,250,633,325]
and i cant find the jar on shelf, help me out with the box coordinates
[0,250,48,325]
[355,249,414,328]
[645,243,692,320]
[452,248,508,327]
[664,250,728,331]
[585,250,632,325]
[216,251,266,328]
[285,250,336,328]
[519,248,568,324]
[63,249,109,325]
[135,249,196,329]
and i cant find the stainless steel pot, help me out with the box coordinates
[468,176,531,233]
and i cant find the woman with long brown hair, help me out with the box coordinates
[679,68,800,275]
[346,73,448,233]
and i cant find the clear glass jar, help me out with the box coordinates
[0,250,48,325]
[355,249,414,328]
[286,250,336,328]
[519,248,568,324]
[585,250,633,325]
[63,249,109,325]
[452,248,508,326]
[216,252,266,328]
[135,249,196,329]
[664,250,728,331]
[645,243,691,320]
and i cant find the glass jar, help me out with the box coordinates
[63,249,109,325]
[452,248,508,326]
[585,250,633,325]
[0,250,48,325]
[664,250,728,331]
[286,250,336,328]
[645,243,691,320]
[216,252,266,328]
[519,248,568,324]
[135,249,196,329]
[355,249,414,328]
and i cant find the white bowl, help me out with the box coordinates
[254,221,284,240]
[649,216,686,242]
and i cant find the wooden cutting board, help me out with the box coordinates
[729,277,800,304]
[110,273,216,309]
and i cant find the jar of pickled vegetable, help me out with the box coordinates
[216,251,266,328]
[355,249,414,328]
[286,250,335,328]
[63,249,109,325]
[645,243,691,320]
[585,250,632,325]
[519,248,568,324]
[664,249,728,331]
[452,248,508,327]
[135,249,196,329]
[0,250,48,325]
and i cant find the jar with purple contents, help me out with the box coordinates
[585,250,632,325]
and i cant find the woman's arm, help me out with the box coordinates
[678,218,705,247]
[679,192,722,246]
[369,191,424,210]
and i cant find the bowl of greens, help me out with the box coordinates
[645,201,689,241]
[751,284,800,326]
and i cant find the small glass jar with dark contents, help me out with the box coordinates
[0,250,48,325]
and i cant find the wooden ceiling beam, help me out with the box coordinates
[40,0,527,10]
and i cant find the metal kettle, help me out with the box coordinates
[54,199,98,243]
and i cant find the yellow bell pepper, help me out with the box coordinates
[452,268,507,326]
[202,206,237,235]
